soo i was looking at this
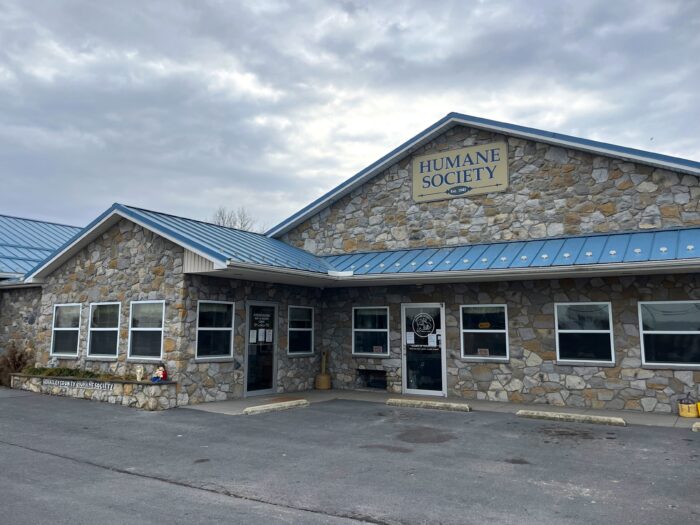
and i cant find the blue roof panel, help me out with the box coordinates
[119,205,334,274]
[623,233,654,262]
[0,214,82,276]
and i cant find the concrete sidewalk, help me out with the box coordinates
[182,388,698,429]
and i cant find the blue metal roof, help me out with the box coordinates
[18,202,700,284]
[0,214,81,276]
[321,228,700,276]
[117,204,335,274]
[267,112,700,238]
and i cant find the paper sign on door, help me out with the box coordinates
[249,330,257,343]
[265,329,273,343]
[406,332,415,344]
[427,334,437,347]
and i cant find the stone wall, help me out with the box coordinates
[322,274,700,413]
[281,124,700,255]
[180,274,322,404]
[11,374,177,410]
[0,286,42,356]
[0,218,323,405]
[35,219,188,386]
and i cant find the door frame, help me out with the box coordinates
[401,302,447,397]
[244,301,278,397]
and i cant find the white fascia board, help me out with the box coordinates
[214,258,700,287]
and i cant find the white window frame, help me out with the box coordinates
[87,302,121,359]
[352,306,390,357]
[639,300,700,369]
[287,305,314,356]
[460,304,509,362]
[554,302,615,365]
[50,303,82,358]
[127,300,165,361]
[195,300,235,361]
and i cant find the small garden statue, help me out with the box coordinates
[135,365,144,382]
[150,363,168,383]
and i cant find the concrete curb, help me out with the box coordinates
[387,398,471,412]
[243,399,309,415]
[692,422,700,432]
[516,409,626,427]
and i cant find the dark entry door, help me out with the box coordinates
[246,303,276,395]
[402,303,446,396]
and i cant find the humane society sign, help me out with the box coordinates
[411,142,508,203]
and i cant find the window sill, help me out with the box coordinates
[85,356,118,362]
[50,354,78,359]
[352,353,391,359]
[286,352,315,358]
[460,357,509,364]
[194,357,235,363]
[556,360,616,368]
[642,363,700,370]
[127,357,164,363]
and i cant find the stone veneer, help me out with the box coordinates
[280,124,700,255]
[321,275,700,413]
[179,274,322,404]
[0,218,323,406]
[0,286,41,355]
[1,214,698,413]
[11,374,177,410]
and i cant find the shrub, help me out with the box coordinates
[0,343,31,387]
[20,366,137,382]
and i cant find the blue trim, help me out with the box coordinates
[116,205,228,264]
[267,112,700,237]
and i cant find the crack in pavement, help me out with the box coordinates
[0,439,396,525]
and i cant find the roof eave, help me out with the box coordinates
[266,113,700,238]
[24,204,229,282]
[202,258,700,287]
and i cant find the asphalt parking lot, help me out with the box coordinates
[0,388,698,525]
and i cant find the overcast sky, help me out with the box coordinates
[1,0,699,230]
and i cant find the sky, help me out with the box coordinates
[1,0,699,231]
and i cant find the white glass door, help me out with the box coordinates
[401,303,446,396]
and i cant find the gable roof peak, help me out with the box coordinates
[266,113,700,238]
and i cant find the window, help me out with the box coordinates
[555,302,614,364]
[288,306,314,355]
[639,301,700,367]
[352,307,390,356]
[128,301,164,360]
[88,303,120,358]
[196,301,234,359]
[51,304,81,357]
[461,305,509,360]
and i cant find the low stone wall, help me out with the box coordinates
[11,374,178,410]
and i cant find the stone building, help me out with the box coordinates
[1,113,699,412]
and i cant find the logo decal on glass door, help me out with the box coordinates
[412,313,435,337]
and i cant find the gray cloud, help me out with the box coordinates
[0,0,698,228]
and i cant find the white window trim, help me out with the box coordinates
[50,303,82,358]
[127,300,165,361]
[638,300,700,369]
[460,304,509,362]
[352,306,390,357]
[87,302,121,360]
[554,301,615,365]
[287,305,314,356]
[195,300,235,361]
